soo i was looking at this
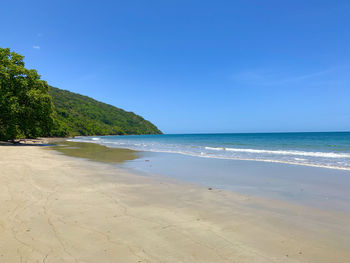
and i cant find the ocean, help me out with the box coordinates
[71,132,350,170]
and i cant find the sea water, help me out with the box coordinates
[69,132,350,211]
[72,132,350,170]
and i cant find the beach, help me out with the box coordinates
[1,145,350,263]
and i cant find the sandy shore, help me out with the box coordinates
[0,146,350,262]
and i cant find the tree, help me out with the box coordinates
[0,48,54,141]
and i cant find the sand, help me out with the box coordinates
[0,145,350,263]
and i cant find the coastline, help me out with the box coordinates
[70,132,350,171]
[121,151,350,213]
[51,140,350,213]
[1,145,350,262]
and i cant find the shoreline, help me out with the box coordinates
[51,141,350,213]
[10,136,350,171]
[0,137,68,147]
[122,151,350,213]
[69,135,350,171]
[1,145,350,262]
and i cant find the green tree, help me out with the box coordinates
[0,48,54,141]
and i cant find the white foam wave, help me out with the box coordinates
[205,146,225,151]
[117,147,350,171]
[294,158,307,161]
[205,147,350,158]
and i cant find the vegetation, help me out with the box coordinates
[49,87,162,136]
[0,47,162,141]
[0,48,54,141]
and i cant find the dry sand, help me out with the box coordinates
[0,145,350,263]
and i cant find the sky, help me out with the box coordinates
[1,0,350,134]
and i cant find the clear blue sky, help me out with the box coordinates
[2,0,350,133]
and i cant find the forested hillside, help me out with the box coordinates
[50,87,162,137]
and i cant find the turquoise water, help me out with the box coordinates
[71,132,350,170]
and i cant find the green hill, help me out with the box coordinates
[49,87,162,137]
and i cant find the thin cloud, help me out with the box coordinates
[230,68,335,87]
[33,45,40,50]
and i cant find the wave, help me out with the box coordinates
[197,154,350,171]
[204,146,225,151]
[205,146,350,158]
[68,137,350,170]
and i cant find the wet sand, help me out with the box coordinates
[51,140,139,163]
[122,151,350,212]
[0,145,350,262]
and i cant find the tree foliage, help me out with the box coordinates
[0,47,161,140]
[0,48,54,141]
[49,87,162,136]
